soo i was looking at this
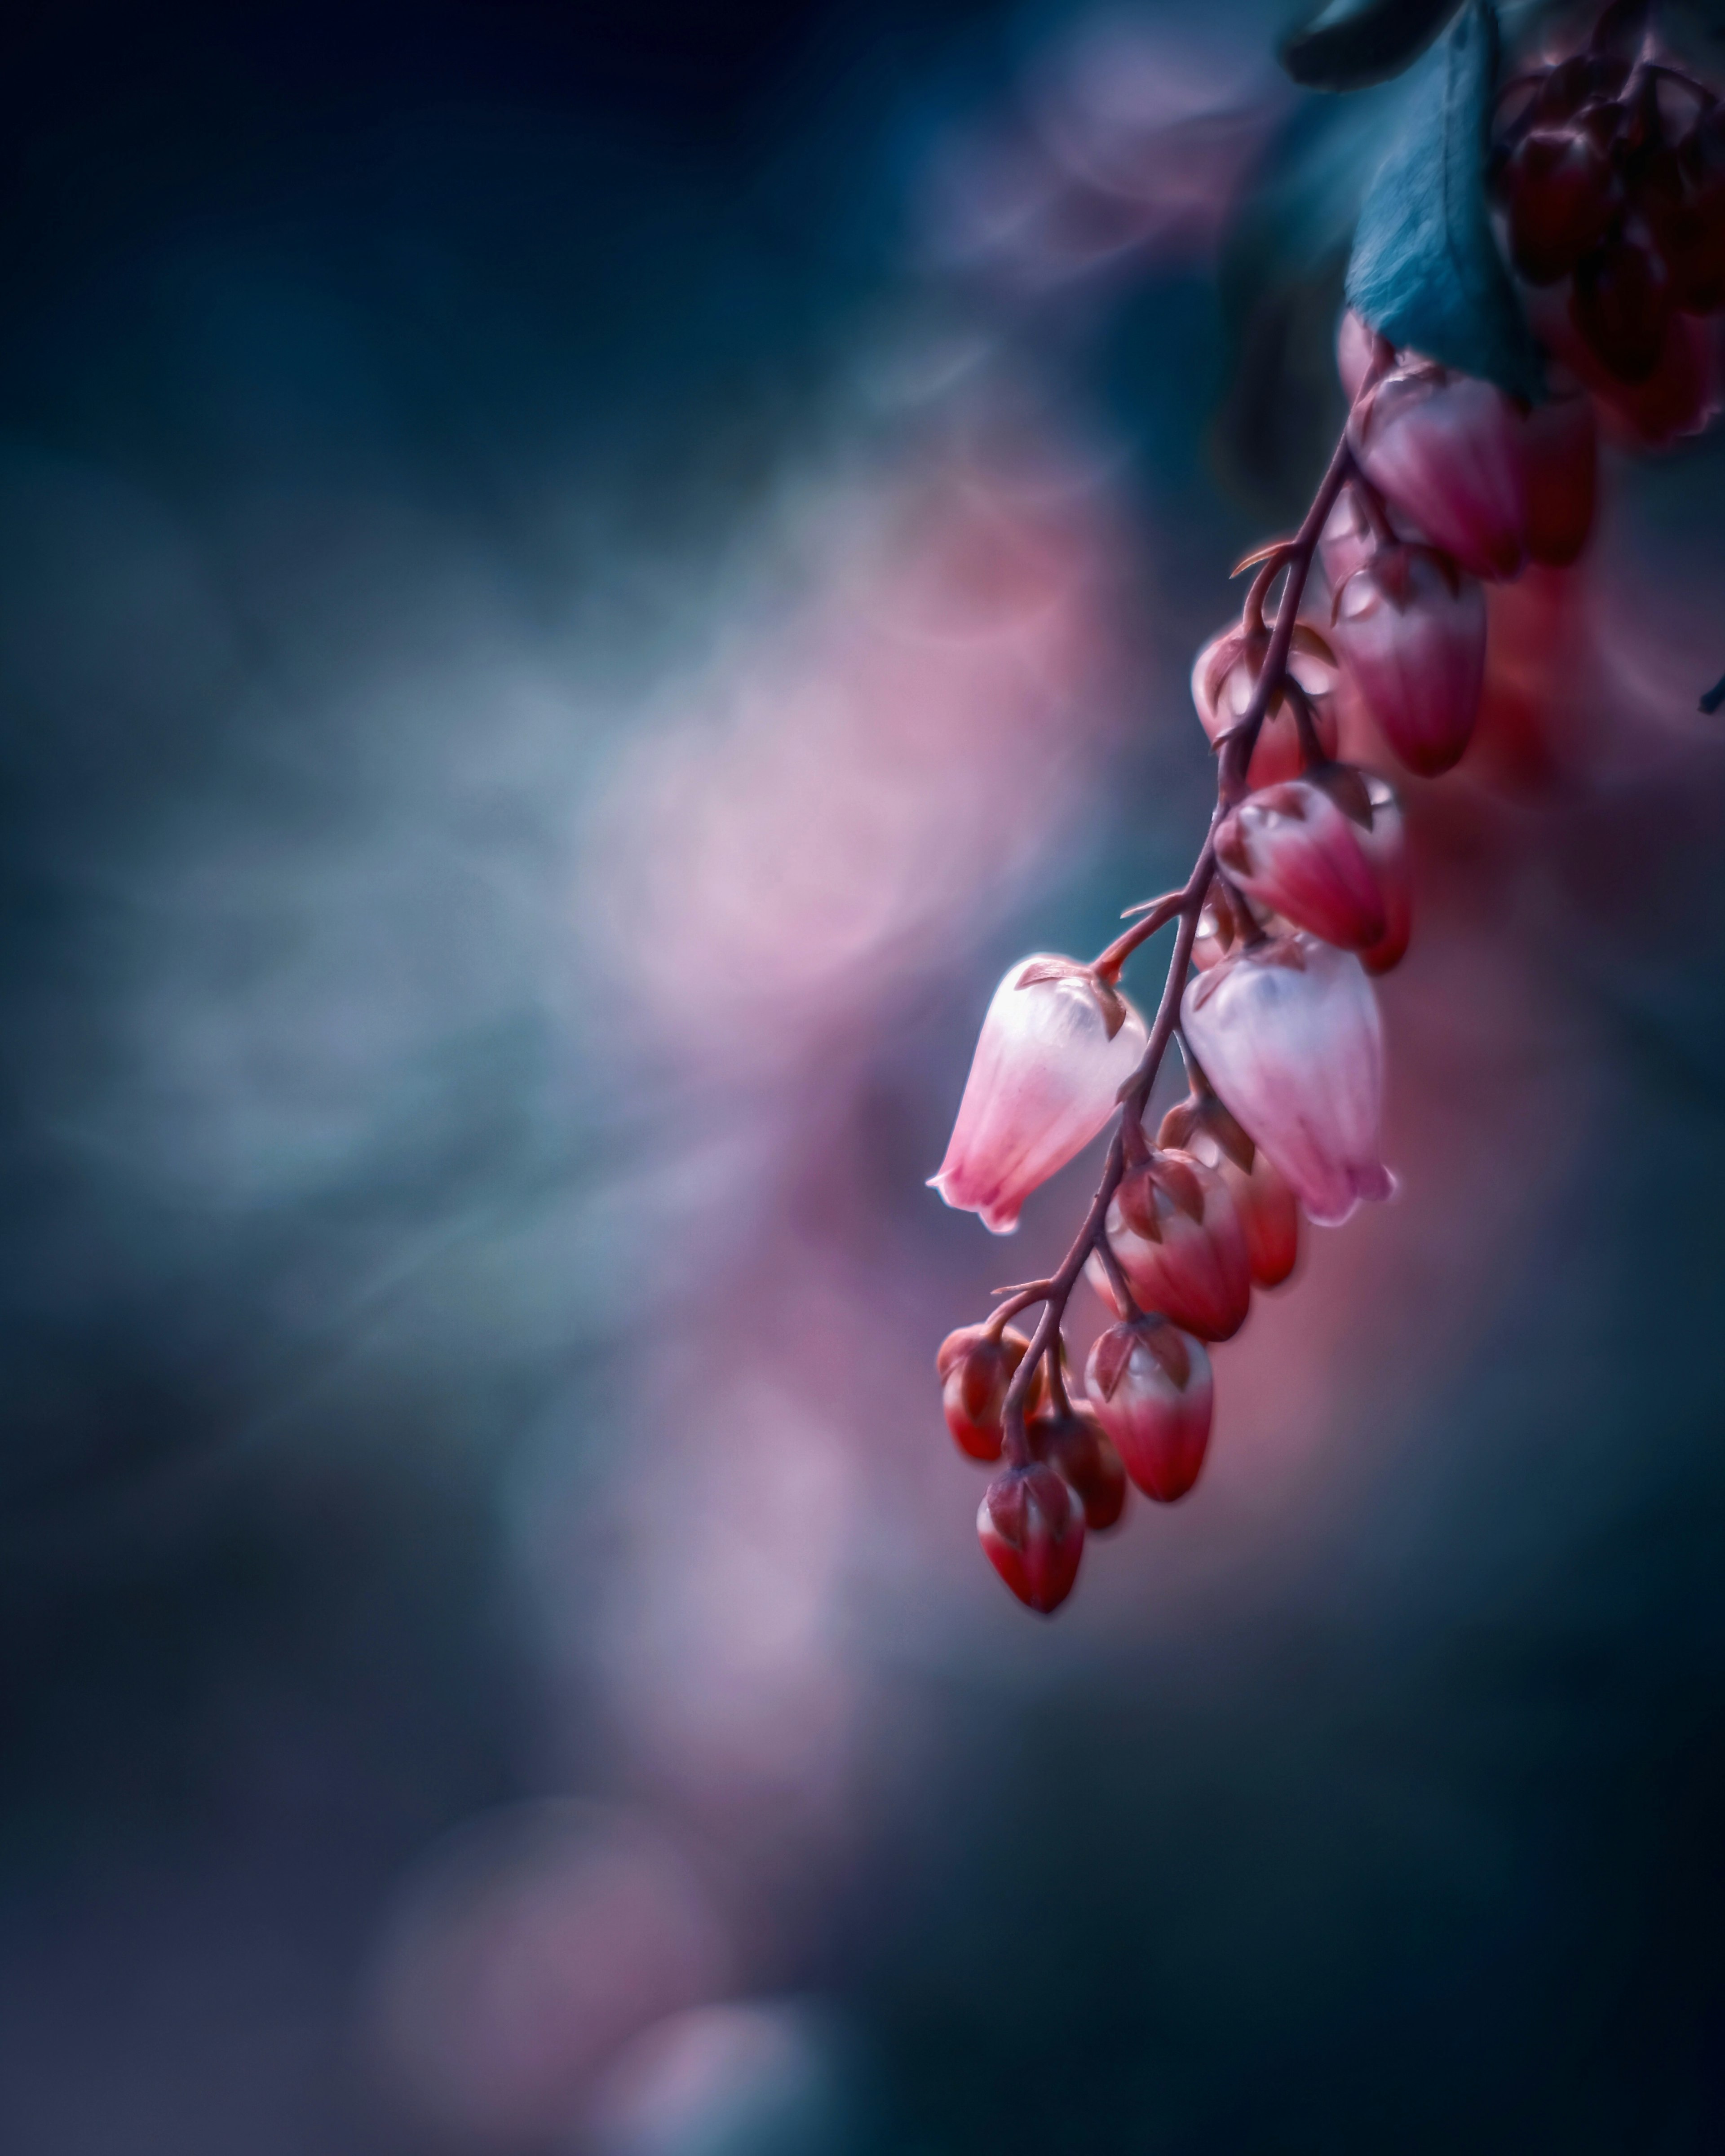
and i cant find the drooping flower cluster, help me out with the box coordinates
[925,5,1722,1615]
[1494,13,1725,444]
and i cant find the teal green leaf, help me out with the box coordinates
[1344,0,1544,400]
[1281,0,1464,91]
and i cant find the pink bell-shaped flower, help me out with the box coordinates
[1191,623,1341,791]
[930,957,1148,1234]
[1084,1318,1213,1504]
[978,1462,1085,1613]
[1214,777,1388,950]
[1350,369,1528,582]
[1331,545,1486,777]
[1355,775,1411,975]
[1085,1149,1251,1342]
[1180,933,1393,1227]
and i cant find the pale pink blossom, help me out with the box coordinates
[930,956,1147,1234]
[1180,932,1393,1227]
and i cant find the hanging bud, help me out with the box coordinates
[1571,238,1671,386]
[1353,774,1411,975]
[1191,623,1341,791]
[929,957,1148,1235]
[1504,128,1619,284]
[937,1324,1035,1462]
[1214,777,1388,950]
[1084,1318,1213,1504]
[1030,1399,1128,1532]
[1518,390,1597,567]
[1350,370,1528,582]
[1181,933,1393,1228]
[1331,546,1486,778]
[1175,1125,1300,1290]
[977,1463,1085,1614]
[1088,1149,1251,1342]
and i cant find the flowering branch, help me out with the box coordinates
[994,425,1359,1471]
[933,2,1725,1617]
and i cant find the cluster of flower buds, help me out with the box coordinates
[1494,7,1725,441]
[927,3,1719,1616]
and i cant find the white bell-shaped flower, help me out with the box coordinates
[1180,932,1393,1227]
[930,955,1148,1235]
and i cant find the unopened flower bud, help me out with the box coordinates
[1089,1149,1251,1342]
[977,1462,1085,1613]
[937,1324,1034,1462]
[1030,1399,1128,1531]
[1350,370,1528,582]
[930,957,1148,1235]
[1181,933,1393,1228]
[1192,624,1341,791]
[1215,777,1388,950]
[1172,1121,1300,1290]
[1519,391,1597,567]
[1084,1318,1213,1504]
[1331,547,1486,778]
[1354,774,1411,975]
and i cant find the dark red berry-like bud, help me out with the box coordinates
[1092,1150,1252,1343]
[1215,778,1388,950]
[1029,1400,1128,1532]
[1084,1319,1213,1505]
[977,1463,1084,1613]
[1331,546,1486,777]
[1571,237,1672,384]
[1350,371,1528,581]
[1518,391,1597,566]
[937,1325,1031,1462]
[1506,128,1619,284]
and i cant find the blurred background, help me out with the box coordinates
[5,0,1725,2148]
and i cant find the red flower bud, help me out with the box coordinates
[1029,1400,1128,1532]
[1350,371,1528,582]
[1191,624,1340,791]
[1215,777,1388,950]
[1090,1149,1251,1343]
[1181,1129,1301,1289]
[1084,1318,1213,1504]
[1331,546,1486,777]
[1505,127,1619,284]
[1181,933,1393,1228]
[1354,774,1411,975]
[1518,391,1597,567]
[937,1324,1033,1462]
[977,1463,1084,1613]
[1571,237,1672,385]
